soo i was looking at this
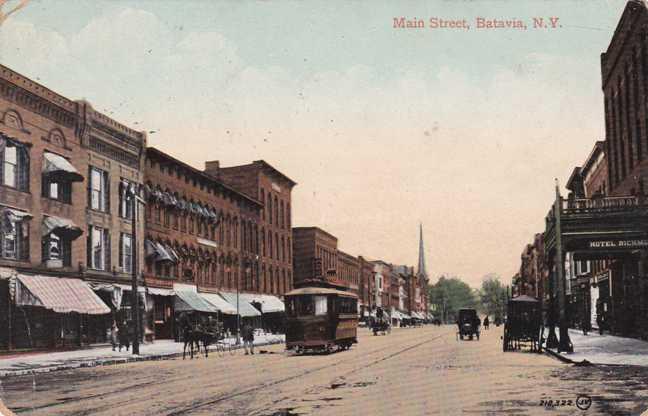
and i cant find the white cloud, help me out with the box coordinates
[0,5,605,284]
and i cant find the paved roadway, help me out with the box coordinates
[2,325,648,415]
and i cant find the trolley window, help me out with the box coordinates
[286,295,316,317]
[336,297,357,314]
[314,295,327,316]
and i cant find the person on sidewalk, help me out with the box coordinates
[110,320,119,351]
[242,323,254,355]
[483,316,490,330]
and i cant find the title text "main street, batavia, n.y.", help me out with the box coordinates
[392,17,562,31]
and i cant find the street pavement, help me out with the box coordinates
[0,333,285,377]
[2,325,648,415]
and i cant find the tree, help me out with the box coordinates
[0,0,29,26]
[479,275,508,320]
[428,275,478,323]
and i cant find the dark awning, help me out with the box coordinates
[42,216,83,240]
[42,152,83,182]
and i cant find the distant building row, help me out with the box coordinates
[0,63,428,351]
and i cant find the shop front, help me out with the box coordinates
[8,273,111,349]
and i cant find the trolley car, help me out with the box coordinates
[285,287,358,354]
[502,295,543,352]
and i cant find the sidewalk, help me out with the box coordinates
[546,328,648,366]
[0,333,285,378]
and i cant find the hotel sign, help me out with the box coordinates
[588,239,648,249]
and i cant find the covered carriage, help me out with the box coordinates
[502,295,543,352]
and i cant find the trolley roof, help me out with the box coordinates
[285,287,358,298]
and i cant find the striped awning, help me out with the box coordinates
[42,152,83,182]
[219,292,261,317]
[199,292,237,315]
[16,274,110,315]
[239,293,285,313]
[175,290,219,313]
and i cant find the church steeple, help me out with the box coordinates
[417,223,428,280]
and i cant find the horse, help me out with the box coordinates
[181,324,202,359]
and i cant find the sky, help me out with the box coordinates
[0,0,629,287]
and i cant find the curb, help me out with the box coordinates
[543,348,575,364]
[0,339,284,379]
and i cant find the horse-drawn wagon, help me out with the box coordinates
[370,307,391,335]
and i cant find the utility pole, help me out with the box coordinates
[554,181,573,353]
[236,262,241,346]
[129,183,141,355]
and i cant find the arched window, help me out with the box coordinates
[260,189,266,221]
[274,196,278,225]
[286,203,291,228]
[280,201,284,229]
[261,227,266,256]
[268,231,273,259]
[267,195,272,224]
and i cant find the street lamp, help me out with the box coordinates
[126,182,146,355]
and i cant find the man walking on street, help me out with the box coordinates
[243,323,254,355]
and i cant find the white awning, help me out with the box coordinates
[219,292,261,317]
[42,152,83,182]
[239,293,285,313]
[147,287,175,297]
[199,292,237,314]
[2,207,32,223]
[42,215,83,240]
[145,239,178,264]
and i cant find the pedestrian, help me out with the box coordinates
[110,319,119,351]
[242,323,254,355]
[596,300,604,335]
[483,316,490,330]
[118,320,130,352]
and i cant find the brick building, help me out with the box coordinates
[292,226,339,288]
[0,64,147,349]
[207,160,296,295]
[143,147,266,338]
[358,256,375,318]
[601,0,648,196]
[337,249,360,295]
[371,260,392,311]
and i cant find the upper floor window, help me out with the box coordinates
[87,225,109,270]
[42,152,82,204]
[1,139,29,191]
[119,233,133,273]
[42,178,71,204]
[118,180,134,219]
[260,189,266,221]
[89,167,109,212]
[1,208,30,261]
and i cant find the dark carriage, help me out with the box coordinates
[457,308,480,340]
[285,287,358,354]
[370,307,391,335]
[502,295,543,352]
